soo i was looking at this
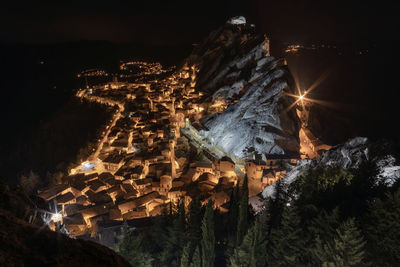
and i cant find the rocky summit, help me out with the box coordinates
[186,17,301,160]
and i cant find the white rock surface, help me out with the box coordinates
[227,16,246,25]
[262,137,400,199]
[186,20,300,159]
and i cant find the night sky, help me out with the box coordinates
[1,0,399,45]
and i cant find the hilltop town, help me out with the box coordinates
[36,60,301,240]
[36,19,331,245]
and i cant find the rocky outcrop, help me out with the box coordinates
[262,137,400,199]
[186,17,301,159]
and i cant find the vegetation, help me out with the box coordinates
[115,164,400,266]
[115,222,153,267]
[201,200,215,267]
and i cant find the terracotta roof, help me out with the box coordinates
[38,184,69,201]
[55,192,75,204]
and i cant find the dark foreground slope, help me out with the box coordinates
[0,183,130,267]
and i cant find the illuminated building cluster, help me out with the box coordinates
[38,61,303,239]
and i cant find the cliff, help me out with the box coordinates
[186,16,301,159]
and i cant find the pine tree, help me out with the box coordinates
[201,200,215,267]
[308,208,341,264]
[236,175,249,245]
[310,218,366,267]
[229,220,266,267]
[268,204,305,266]
[329,218,366,266]
[365,189,400,266]
[311,235,332,266]
[309,208,340,241]
[190,246,201,267]
[181,243,191,267]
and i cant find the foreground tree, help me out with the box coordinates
[157,201,186,265]
[201,200,215,267]
[188,197,203,250]
[225,182,240,258]
[308,208,341,263]
[115,222,153,267]
[365,189,400,266]
[321,218,366,267]
[227,182,240,238]
[229,220,266,267]
[236,175,249,246]
[268,205,305,266]
[266,179,287,230]
[181,243,191,267]
[190,246,201,267]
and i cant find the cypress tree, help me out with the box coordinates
[225,182,240,258]
[228,182,240,237]
[175,199,187,244]
[190,246,201,267]
[267,179,287,230]
[236,175,249,245]
[181,243,191,267]
[162,200,187,265]
[151,205,172,262]
[188,197,202,249]
[229,220,266,267]
[201,200,215,267]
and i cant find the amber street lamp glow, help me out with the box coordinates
[51,212,62,222]
[299,95,304,100]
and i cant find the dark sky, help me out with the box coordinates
[1,0,399,45]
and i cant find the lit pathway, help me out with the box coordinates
[70,89,125,174]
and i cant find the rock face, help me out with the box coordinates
[262,137,400,199]
[186,17,301,160]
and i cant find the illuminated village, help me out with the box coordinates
[1,2,399,265]
[36,57,329,245]
[26,12,341,251]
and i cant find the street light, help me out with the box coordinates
[51,212,62,222]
